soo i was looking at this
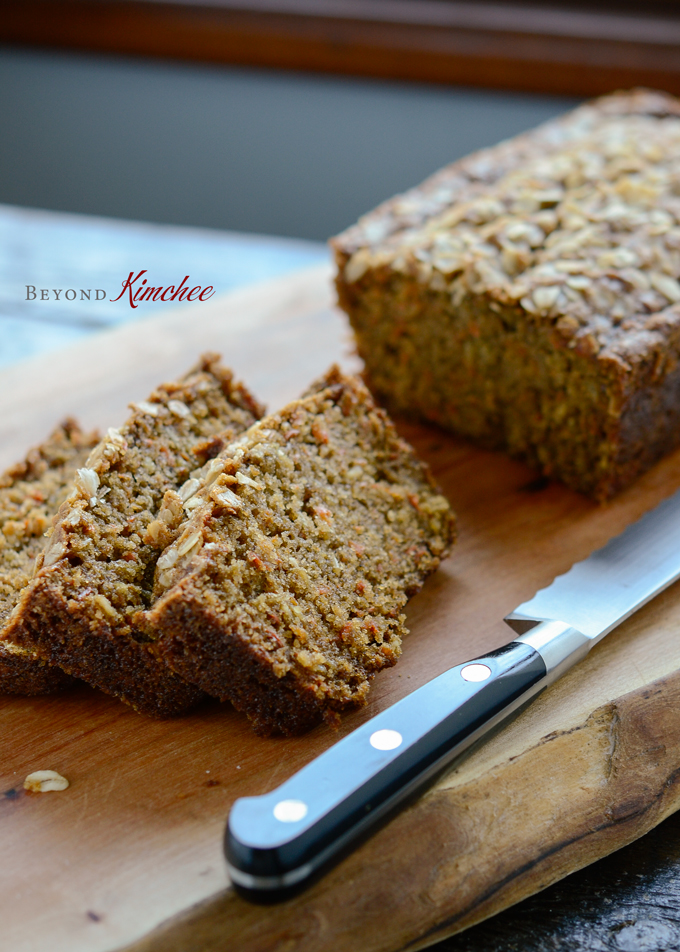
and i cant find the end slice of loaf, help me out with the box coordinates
[0,419,100,695]
[140,367,456,735]
[3,355,264,716]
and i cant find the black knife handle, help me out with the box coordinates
[226,641,547,893]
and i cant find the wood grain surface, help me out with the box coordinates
[4,262,680,952]
[3,0,680,98]
[441,804,680,951]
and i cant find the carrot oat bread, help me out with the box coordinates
[3,355,264,716]
[334,89,680,499]
[139,368,455,735]
[0,420,99,695]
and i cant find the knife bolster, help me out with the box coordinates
[511,620,591,685]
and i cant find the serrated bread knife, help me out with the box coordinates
[226,489,680,895]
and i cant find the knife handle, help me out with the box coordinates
[226,639,551,894]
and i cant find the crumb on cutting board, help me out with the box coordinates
[23,770,69,792]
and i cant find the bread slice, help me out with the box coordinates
[3,355,264,716]
[0,419,99,695]
[139,367,455,735]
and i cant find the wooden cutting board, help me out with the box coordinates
[4,262,680,952]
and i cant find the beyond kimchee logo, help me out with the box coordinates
[111,270,215,309]
[26,270,216,309]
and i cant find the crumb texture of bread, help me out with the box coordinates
[0,419,100,695]
[4,355,264,715]
[140,368,456,735]
[333,89,680,499]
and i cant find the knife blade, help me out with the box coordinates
[225,487,680,896]
[506,488,680,640]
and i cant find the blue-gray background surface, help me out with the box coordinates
[0,47,579,242]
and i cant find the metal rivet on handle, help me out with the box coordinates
[273,799,308,822]
[369,729,403,751]
[460,663,492,682]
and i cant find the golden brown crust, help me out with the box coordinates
[8,575,199,714]
[141,368,456,735]
[140,591,335,735]
[4,356,264,716]
[0,643,71,696]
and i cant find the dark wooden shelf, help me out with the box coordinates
[1,0,680,97]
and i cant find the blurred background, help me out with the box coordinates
[0,46,579,242]
[0,0,679,360]
[3,0,680,241]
